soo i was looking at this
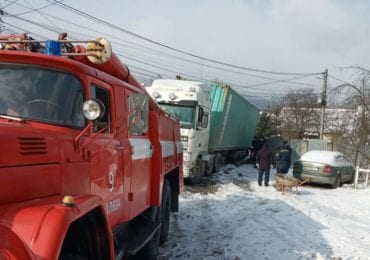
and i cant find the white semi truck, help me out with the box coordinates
[146,79,259,181]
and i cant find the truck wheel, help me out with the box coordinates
[214,154,223,172]
[160,179,171,245]
[205,159,214,176]
[191,157,205,183]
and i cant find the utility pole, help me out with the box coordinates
[319,69,328,140]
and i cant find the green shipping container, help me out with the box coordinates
[209,84,259,153]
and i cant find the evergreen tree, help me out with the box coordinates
[255,111,278,138]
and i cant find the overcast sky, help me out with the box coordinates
[2,0,370,108]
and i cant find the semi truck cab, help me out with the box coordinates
[146,79,212,179]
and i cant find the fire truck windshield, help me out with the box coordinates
[0,64,85,128]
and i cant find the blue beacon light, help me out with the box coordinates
[44,40,61,56]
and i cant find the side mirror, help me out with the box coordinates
[82,99,105,121]
[201,112,209,128]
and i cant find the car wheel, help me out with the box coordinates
[332,174,341,188]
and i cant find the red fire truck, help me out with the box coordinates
[0,34,183,259]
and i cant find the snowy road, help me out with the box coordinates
[158,164,370,260]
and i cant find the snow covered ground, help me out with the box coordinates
[158,163,370,260]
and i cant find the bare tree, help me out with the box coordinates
[332,67,370,166]
[278,89,321,139]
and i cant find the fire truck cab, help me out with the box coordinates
[0,34,183,259]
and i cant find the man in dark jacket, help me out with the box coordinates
[251,136,265,167]
[256,142,273,186]
[275,141,292,174]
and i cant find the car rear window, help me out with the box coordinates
[300,151,349,167]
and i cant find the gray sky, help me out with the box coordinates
[2,0,370,108]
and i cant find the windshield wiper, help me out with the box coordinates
[0,114,26,122]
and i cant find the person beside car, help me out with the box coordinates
[275,140,292,174]
[256,142,274,186]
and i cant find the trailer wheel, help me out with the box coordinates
[160,179,171,245]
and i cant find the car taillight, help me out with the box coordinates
[323,165,332,174]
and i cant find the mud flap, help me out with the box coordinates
[114,219,161,257]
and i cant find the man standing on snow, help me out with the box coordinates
[251,136,265,168]
[256,142,273,186]
[275,140,292,174]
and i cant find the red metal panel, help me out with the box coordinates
[148,111,162,206]
[0,225,34,259]
[0,195,111,259]
[60,162,90,195]
[0,164,61,205]
[128,154,152,218]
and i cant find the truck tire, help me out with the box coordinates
[214,154,223,173]
[191,157,205,183]
[160,179,171,245]
[205,159,215,176]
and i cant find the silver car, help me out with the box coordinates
[293,150,354,188]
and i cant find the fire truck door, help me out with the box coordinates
[88,84,125,226]
[126,92,152,218]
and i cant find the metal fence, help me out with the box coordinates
[354,167,370,189]
[290,139,331,163]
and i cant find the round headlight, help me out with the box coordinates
[82,99,103,121]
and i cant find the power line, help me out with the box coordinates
[239,74,318,89]
[2,6,322,100]
[23,0,63,32]
[2,20,48,39]
[3,2,322,88]
[12,1,61,16]
[4,10,63,34]
[118,50,318,94]
[1,0,20,9]
[47,0,323,76]
[328,75,349,85]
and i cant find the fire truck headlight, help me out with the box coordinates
[83,99,105,121]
